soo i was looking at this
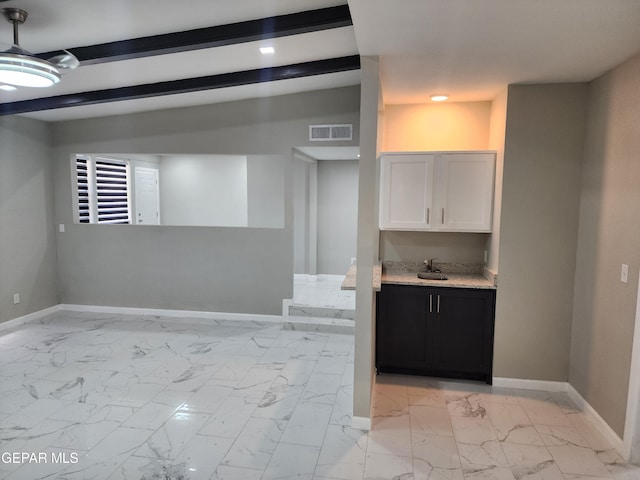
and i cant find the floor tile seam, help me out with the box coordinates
[362,450,414,478]
[407,405,463,472]
[530,421,592,449]
[313,418,360,478]
[412,439,464,472]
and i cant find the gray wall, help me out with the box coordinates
[247,155,286,228]
[354,56,382,420]
[159,154,248,227]
[0,116,59,323]
[379,231,487,264]
[495,84,588,381]
[317,160,358,274]
[51,86,360,315]
[570,52,640,437]
[292,157,313,274]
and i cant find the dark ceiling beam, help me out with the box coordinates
[37,5,353,65]
[0,55,361,116]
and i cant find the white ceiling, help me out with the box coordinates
[2,0,640,121]
[349,0,640,103]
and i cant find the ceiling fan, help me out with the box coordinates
[0,7,79,88]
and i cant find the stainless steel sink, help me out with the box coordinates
[417,272,448,280]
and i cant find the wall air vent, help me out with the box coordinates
[309,124,353,141]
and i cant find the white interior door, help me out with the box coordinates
[134,167,160,225]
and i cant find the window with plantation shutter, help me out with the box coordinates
[74,155,131,224]
[95,159,130,224]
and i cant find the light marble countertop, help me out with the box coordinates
[342,261,496,290]
[341,262,381,291]
[382,261,496,290]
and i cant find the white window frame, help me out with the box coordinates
[72,155,132,224]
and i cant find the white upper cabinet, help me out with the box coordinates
[379,151,495,232]
[379,153,435,230]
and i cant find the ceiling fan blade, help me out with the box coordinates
[47,50,80,70]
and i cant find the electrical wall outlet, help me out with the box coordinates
[621,264,629,284]
[13,293,20,304]
[59,224,65,233]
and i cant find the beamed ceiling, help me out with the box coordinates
[1,0,640,122]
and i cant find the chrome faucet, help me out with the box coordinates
[424,258,437,272]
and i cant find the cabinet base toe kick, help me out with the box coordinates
[376,366,492,385]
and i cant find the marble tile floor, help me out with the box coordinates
[369,375,639,480]
[0,310,637,479]
[289,275,356,321]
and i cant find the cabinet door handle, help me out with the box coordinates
[442,208,445,224]
[437,294,440,314]
[429,294,432,313]
[427,207,430,224]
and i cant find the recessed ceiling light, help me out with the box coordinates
[259,46,275,55]
[430,94,449,102]
[0,84,17,91]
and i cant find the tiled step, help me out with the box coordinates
[283,315,354,334]
[287,304,355,320]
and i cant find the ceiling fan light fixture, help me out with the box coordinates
[0,7,74,88]
[0,52,61,87]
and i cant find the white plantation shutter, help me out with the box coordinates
[95,159,130,224]
[75,155,131,224]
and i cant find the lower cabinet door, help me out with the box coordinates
[376,285,431,371]
[432,288,495,378]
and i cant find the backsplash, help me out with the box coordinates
[379,231,489,264]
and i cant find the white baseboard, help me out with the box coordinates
[351,416,371,431]
[566,383,624,457]
[0,305,61,332]
[60,304,282,324]
[493,377,568,392]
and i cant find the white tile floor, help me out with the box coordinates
[292,274,355,311]
[0,311,638,479]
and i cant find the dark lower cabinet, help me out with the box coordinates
[376,284,496,384]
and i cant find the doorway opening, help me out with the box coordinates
[287,146,359,326]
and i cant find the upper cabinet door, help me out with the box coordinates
[379,153,435,230]
[437,153,495,232]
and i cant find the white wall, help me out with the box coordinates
[317,160,359,274]
[160,154,248,227]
